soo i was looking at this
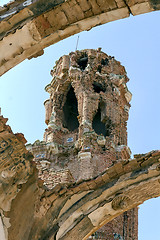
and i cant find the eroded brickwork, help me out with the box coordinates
[1,110,160,239]
[27,48,138,239]
[89,208,138,240]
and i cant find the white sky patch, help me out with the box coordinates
[0,0,13,7]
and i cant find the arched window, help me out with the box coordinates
[92,103,112,137]
[63,86,79,131]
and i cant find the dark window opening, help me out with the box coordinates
[77,54,88,70]
[97,65,102,73]
[101,58,109,66]
[93,82,106,93]
[92,106,112,137]
[102,146,106,151]
[63,86,79,131]
[92,107,107,137]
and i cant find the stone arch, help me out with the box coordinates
[0,0,159,76]
[26,150,160,240]
[0,115,160,240]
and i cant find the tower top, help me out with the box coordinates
[45,48,132,135]
[42,49,132,179]
[47,48,129,93]
[27,49,137,240]
[29,48,133,188]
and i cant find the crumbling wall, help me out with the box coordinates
[27,48,137,240]
[1,111,160,240]
[33,48,132,180]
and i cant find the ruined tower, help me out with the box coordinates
[28,48,138,239]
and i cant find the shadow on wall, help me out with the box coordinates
[63,85,79,131]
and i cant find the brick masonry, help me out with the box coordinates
[0,110,160,239]
[27,48,138,239]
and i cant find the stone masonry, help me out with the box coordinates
[27,48,138,239]
[1,111,160,239]
[0,0,158,76]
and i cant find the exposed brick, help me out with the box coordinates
[28,49,137,240]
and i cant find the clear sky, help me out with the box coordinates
[0,2,160,239]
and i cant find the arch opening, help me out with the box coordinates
[93,82,106,93]
[92,104,112,137]
[77,53,88,70]
[92,106,106,137]
[63,86,79,131]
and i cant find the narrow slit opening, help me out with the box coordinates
[63,86,79,131]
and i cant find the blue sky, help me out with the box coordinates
[0,2,160,239]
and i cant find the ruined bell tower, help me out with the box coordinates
[29,48,138,239]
